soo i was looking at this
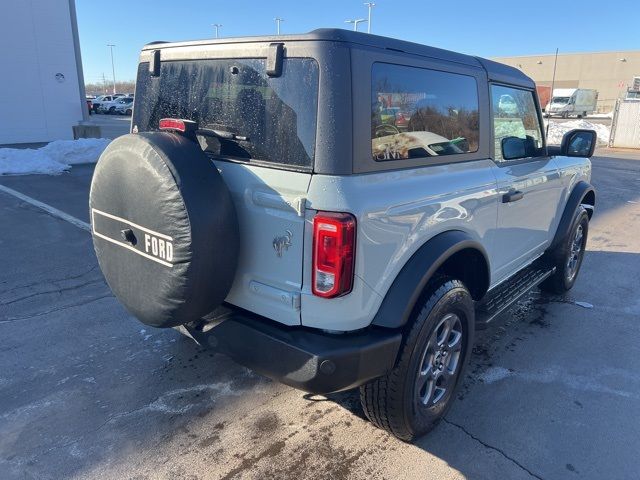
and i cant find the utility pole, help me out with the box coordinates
[212,23,222,38]
[107,44,116,94]
[364,2,375,33]
[274,17,284,35]
[345,18,367,31]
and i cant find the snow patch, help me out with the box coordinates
[478,366,514,383]
[588,112,613,119]
[545,120,610,146]
[479,366,636,399]
[0,138,110,175]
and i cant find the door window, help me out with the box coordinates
[491,85,543,162]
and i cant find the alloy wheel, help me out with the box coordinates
[416,313,463,407]
[566,224,584,281]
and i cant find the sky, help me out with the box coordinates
[76,0,639,86]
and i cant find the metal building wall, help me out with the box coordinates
[610,101,640,149]
[493,51,640,113]
[0,0,85,145]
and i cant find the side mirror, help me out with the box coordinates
[501,136,526,160]
[561,129,596,158]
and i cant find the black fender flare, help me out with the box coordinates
[549,181,595,250]
[371,230,490,329]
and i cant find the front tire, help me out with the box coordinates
[541,207,589,294]
[360,277,474,441]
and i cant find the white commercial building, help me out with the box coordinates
[0,0,87,145]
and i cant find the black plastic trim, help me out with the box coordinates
[372,230,490,329]
[185,313,402,394]
[149,50,161,77]
[550,181,595,250]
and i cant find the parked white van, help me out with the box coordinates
[545,88,598,118]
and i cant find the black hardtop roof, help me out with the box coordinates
[143,28,534,88]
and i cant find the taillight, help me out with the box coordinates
[159,118,197,134]
[312,212,356,298]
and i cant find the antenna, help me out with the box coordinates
[545,47,559,142]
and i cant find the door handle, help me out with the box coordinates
[502,190,524,203]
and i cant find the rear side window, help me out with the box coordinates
[371,63,479,162]
[133,58,319,169]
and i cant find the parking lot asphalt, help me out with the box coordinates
[86,114,131,139]
[1,151,639,480]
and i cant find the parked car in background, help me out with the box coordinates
[114,96,134,115]
[92,95,119,113]
[99,96,129,114]
[545,88,598,118]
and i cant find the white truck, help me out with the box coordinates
[545,88,598,118]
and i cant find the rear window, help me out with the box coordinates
[371,63,479,162]
[133,58,319,169]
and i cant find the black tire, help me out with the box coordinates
[125,109,132,116]
[360,277,474,441]
[540,207,589,294]
[108,106,116,114]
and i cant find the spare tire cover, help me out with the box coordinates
[90,132,239,328]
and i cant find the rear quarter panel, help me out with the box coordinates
[302,160,500,331]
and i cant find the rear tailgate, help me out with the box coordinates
[215,161,310,325]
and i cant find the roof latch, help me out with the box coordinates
[266,43,284,77]
[149,49,161,77]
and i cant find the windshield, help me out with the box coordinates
[551,96,570,104]
[133,57,319,169]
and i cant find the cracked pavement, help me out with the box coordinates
[1,151,639,480]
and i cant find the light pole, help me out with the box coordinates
[274,17,284,35]
[107,44,116,94]
[345,18,367,32]
[364,3,375,33]
[212,23,222,38]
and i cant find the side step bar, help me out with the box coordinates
[475,263,555,329]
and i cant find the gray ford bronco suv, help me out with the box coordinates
[90,29,596,441]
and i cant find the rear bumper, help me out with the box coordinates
[182,311,402,394]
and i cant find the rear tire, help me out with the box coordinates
[541,207,589,294]
[360,277,474,441]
